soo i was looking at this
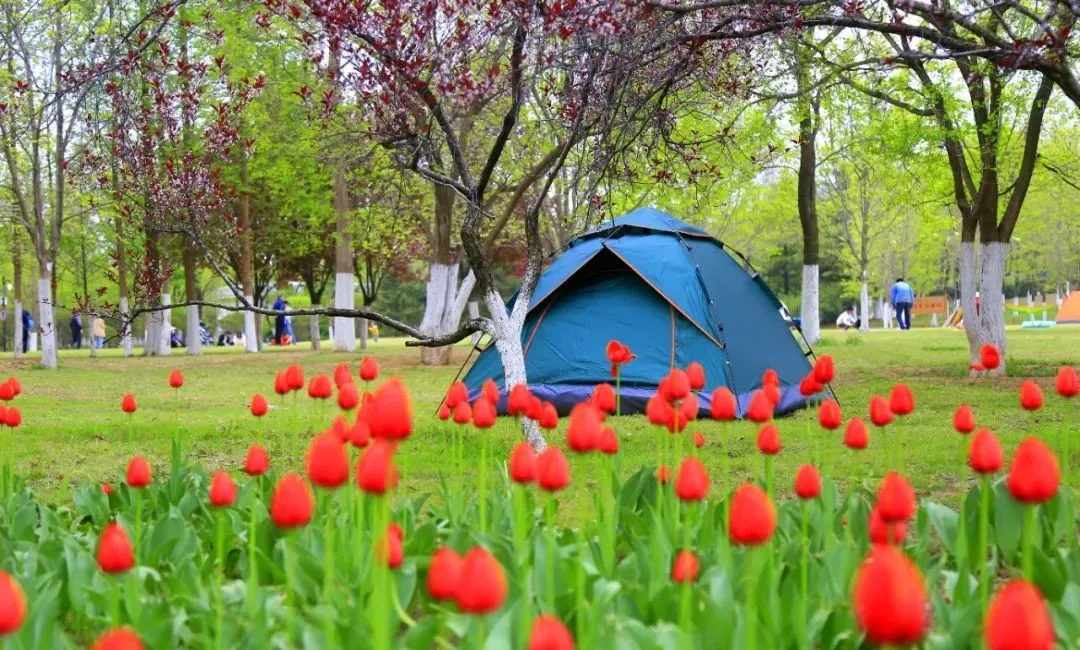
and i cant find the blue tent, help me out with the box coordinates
[463,207,817,417]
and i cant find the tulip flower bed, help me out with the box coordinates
[0,332,1077,649]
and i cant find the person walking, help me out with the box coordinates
[891,277,915,330]
[70,313,83,349]
[272,294,287,345]
[21,309,32,354]
[92,316,106,349]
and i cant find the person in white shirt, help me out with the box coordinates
[836,306,860,331]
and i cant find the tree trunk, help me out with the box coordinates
[159,293,172,355]
[184,246,201,355]
[119,296,133,355]
[238,147,258,353]
[37,268,57,368]
[483,288,545,451]
[309,305,321,351]
[801,265,819,342]
[12,226,21,360]
[961,241,1008,375]
[859,269,871,332]
[419,263,476,365]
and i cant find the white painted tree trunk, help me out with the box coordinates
[309,306,321,351]
[483,287,545,451]
[359,317,369,350]
[800,264,820,343]
[859,271,871,332]
[243,295,258,353]
[186,305,201,356]
[37,277,57,369]
[12,300,22,360]
[469,301,481,345]
[332,273,355,352]
[119,296,133,356]
[960,242,1009,375]
[159,293,172,356]
[419,263,476,365]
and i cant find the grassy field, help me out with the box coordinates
[1,326,1078,522]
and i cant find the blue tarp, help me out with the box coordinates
[463,207,817,417]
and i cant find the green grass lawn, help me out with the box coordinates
[2,326,1078,523]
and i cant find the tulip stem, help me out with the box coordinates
[133,489,142,562]
[111,574,122,627]
[1022,504,1036,581]
[391,577,416,628]
[479,426,488,535]
[745,547,758,650]
[324,491,336,601]
[979,474,991,614]
[800,499,809,610]
[283,533,298,645]
[246,488,259,620]
[764,455,774,498]
[720,421,731,566]
[372,495,391,650]
[215,509,226,650]
[546,497,556,612]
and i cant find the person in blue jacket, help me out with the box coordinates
[891,277,914,330]
[21,309,32,353]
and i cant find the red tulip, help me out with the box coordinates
[794,464,821,499]
[844,418,869,450]
[359,355,380,382]
[366,378,413,440]
[482,379,500,406]
[984,580,1055,650]
[799,374,823,397]
[675,457,709,502]
[437,403,451,421]
[508,383,533,417]
[285,364,304,391]
[306,433,350,489]
[980,344,1000,371]
[3,407,19,428]
[270,473,314,529]
[0,570,27,636]
[605,340,633,366]
[746,390,773,422]
[120,393,137,414]
[876,472,916,523]
[664,369,691,402]
[90,628,145,650]
[333,363,352,389]
[971,363,985,373]
[97,522,135,574]
[728,483,776,546]
[509,442,538,484]
[168,369,184,389]
[655,465,670,484]
[377,524,404,569]
[762,368,779,387]
[250,393,269,417]
[852,545,929,645]
[537,446,570,491]
[953,404,975,434]
[446,381,469,409]
[308,375,333,399]
[646,395,670,426]
[818,399,842,430]
[472,398,497,429]
[101,483,113,496]
[869,395,893,427]
[6,378,19,397]
[351,416,371,448]
[330,415,352,443]
[868,505,906,545]
[813,355,835,384]
[597,427,619,455]
[453,401,472,425]
[244,444,269,476]
[763,383,781,407]
[455,547,507,615]
[209,471,237,507]
[679,393,699,422]
[427,547,463,602]
[356,439,398,495]
[686,362,706,390]
[710,387,736,420]
[591,383,616,414]
[539,402,559,430]
[0,383,13,402]
[1019,380,1044,411]
[528,615,575,650]
[273,371,289,396]
[888,383,915,416]
[1007,438,1060,504]
[566,404,602,452]
[126,456,152,488]
[671,549,700,583]
[526,397,544,421]
[337,383,360,412]
[693,431,705,448]
[1056,366,1079,398]
[969,429,1004,475]
[756,423,781,455]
